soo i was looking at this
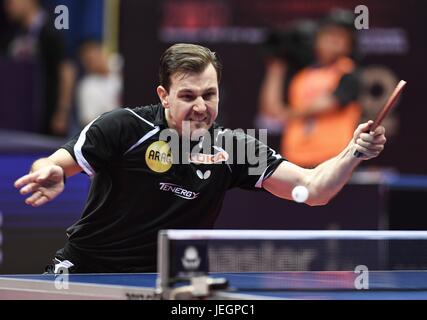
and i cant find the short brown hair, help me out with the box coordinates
[159,43,222,91]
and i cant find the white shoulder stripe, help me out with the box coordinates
[125,108,156,127]
[255,159,285,188]
[74,117,99,177]
[255,167,268,188]
[124,126,160,155]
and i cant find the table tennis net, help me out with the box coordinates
[158,230,427,291]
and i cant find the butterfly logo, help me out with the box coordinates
[196,170,211,180]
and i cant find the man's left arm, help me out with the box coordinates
[263,121,386,206]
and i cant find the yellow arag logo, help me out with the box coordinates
[145,141,173,173]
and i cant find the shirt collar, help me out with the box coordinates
[153,103,168,128]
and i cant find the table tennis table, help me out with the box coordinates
[2,271,427,300]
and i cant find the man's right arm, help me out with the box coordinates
[14,149,83,207]
[35,148,83,177]
[15,107,151,207]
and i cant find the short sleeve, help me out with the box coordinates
[61,108,153,176]
[227,130,285,190]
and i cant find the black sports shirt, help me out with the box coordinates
[57,104,285,272]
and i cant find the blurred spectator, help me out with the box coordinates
[3,0,75,136]
[259,10,362,168]
[76,39,122,128]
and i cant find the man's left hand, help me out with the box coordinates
[351,120,387,160]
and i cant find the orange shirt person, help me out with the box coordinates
[260,18,361,168]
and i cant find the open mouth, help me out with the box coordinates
[188,117,208,123]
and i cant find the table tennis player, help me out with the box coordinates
[14,43,386,273]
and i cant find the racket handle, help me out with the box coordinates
[353,150,365,158]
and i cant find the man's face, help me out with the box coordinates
[158,63,219,137]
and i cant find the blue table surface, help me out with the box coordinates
[3,271,427,300]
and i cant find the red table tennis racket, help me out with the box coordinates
[354,80,407,158]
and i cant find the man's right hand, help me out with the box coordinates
[14,165,65,207]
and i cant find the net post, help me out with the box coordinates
[156,230,170,297]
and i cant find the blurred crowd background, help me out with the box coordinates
[0,0,426,273]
